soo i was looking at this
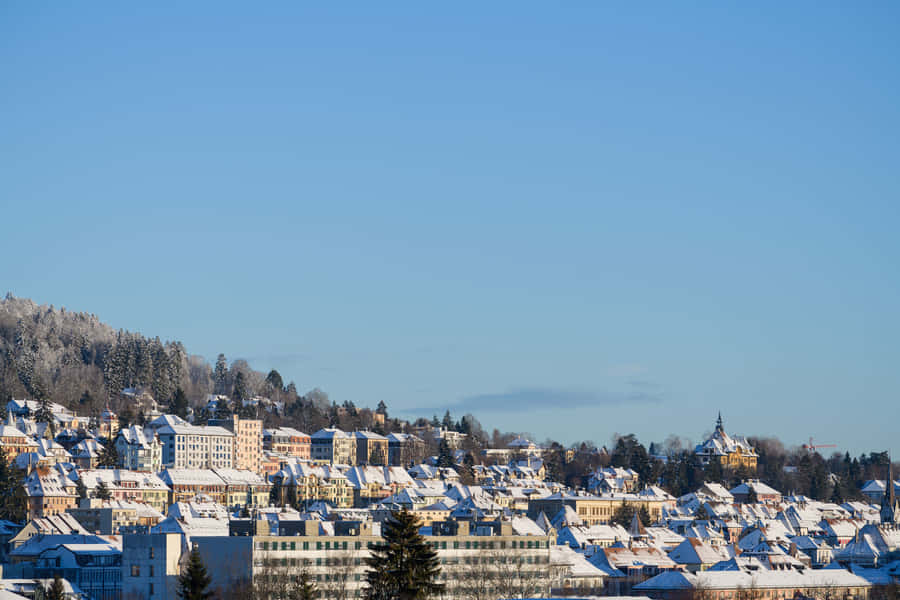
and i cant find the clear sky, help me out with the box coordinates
[2,2,899,456]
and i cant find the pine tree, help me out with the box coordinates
[169,388,190,419]
[611,500,635,528]
[95,480,112,500]
[76,477,87,500]
[45,574,66,600]
[97,440,119,468]
[213,354,228,395]
[364,509,443,600]
[178,546,213,600]
[0,448,26,522]
[436,439,455,469]
[638,504,653,526]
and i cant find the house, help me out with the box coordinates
[695,413,758,471]
[24,467,78,519]
[114,425,162,472]
[667,538,731,572]
[730,480,782,504]
[76,470,170,514]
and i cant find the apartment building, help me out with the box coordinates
[210,415,263,473]
[528,492,666,526]
[194,518,553,599]
[157,423,234,470]
[353,431,388,466]
[115,425,163,472]
[387,432,425,467]
[311,428,356,465]
[263,427,311,459]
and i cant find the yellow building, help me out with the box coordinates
[695,413,757,471]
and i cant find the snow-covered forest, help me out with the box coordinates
[0,294,259,415]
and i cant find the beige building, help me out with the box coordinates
[528,493,666,526]
[194,518,554,599]
[157,423,234,470]
[311,428,356,465]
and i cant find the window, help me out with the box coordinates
[149,547,154,559]
[131,565,140,577]
[149,565,154,576]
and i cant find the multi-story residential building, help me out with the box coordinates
[387,432,425,467]
[33,540,122,600]
[353,431,388,466]
[121,533,184,600]
[263,427,311,459]
[527,492,666,527]
[272,463,354,508]
[344,466,415,508]
[0,421,39,463]
[311,428,356,465]
[78,469,171,514]
[115,425,163,472]
[210,415,263,473]
[23,466,78,519]
[70,438,104,469]
[68,498,165,535]
[213,468,271,509]
[193,518,554,600]
[694,413,758,471]
[158,469,228,505]
[157,423,234,470]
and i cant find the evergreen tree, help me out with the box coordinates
[269,478,283,506]
[76,477,87,500]
[436,440,455,469]
[0,448,26,522]
[177,546,213,600]
[45,574,66,600]
[638,504,653,526]
[95,480,112,500]
[441,411,453,430]
[265,369,284,393]
[232,371,249,406]
[169,388,190,419]
[97,440,119,468]
[213,354,228,395]
[611,500,635,528]
[364,509,443,600]
[376,400,388,417]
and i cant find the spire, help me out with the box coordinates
[716,412,724,432]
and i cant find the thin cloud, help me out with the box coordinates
[411,386,662,415]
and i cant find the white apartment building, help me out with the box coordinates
[157,424,234,470]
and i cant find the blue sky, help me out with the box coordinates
[2,2,899,455]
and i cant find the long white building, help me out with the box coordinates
[156,423,234,470]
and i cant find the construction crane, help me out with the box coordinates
[802,437,837,452]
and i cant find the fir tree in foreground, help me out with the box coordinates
[45,574,66,600]
[364,508,443,600]
[178,546,213,600]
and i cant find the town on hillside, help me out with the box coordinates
[0,388,895,600]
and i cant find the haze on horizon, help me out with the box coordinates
[2,2,899,456]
